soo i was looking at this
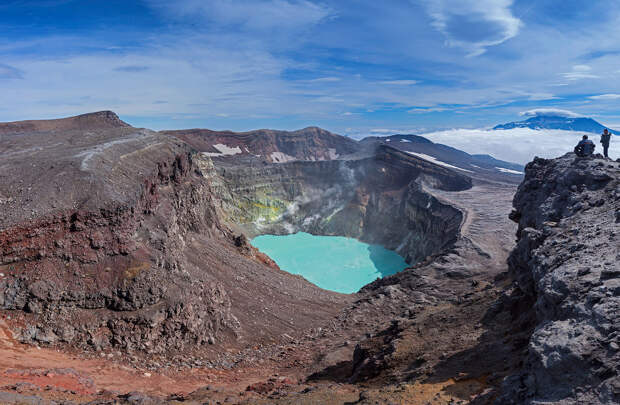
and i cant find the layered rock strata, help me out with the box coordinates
[0,114,347,359]
[209,145,469,264]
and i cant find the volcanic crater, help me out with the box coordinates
[1,111,617,404]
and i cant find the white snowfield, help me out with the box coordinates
[270,151,296,163]
[400,139,411,143]
[328,148,339,159]
[406,152,473,173]
[202,144,242,157]
[496,167,523,175]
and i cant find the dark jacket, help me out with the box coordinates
[601,132,611,146]
[574,139,595,156]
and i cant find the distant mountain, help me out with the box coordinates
[494,115,619,135]
[360,134,524,179]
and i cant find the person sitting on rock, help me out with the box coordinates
[574,135,595,157]
[601,128,611,158]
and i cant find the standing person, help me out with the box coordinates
[574,135,595,157]
[601,129,611,158]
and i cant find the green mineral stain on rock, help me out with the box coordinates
[251,232,409,294]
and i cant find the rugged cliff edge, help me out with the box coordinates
[210,145,469,264]
[499,154,620,404]
[0,113,347,366]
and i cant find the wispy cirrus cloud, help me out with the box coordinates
[145,0,332,32]
[381,80,419,86]
[562,65,599,81]
[2,0,620,135]
[589,93,620,100]
[416,0,521,56]
[408,107,450,114]
[306,77,341,83]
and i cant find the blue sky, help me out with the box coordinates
[1,0,620,136]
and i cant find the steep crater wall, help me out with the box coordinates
[1,130,347,362]
[208,146,470,264]
[0,152,240,354]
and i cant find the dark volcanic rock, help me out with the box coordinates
[499,153,620,404]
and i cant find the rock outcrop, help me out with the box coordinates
[499,154,620,404]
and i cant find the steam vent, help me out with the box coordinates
[0,112,618,404]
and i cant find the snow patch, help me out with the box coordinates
[495,167,523,175]
[270,151,296,163]
[328,148,339,159]
[400,139,411,143]
[202,144,242,157]
[406,152,473,173]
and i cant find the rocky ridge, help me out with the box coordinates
[497,154,620,404]
[162,126,359,163]
[0,111,130,136]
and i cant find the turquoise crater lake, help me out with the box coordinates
[251,232,409,294]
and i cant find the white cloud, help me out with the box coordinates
[381,80,419,85]
[408,107,449,114]
[417,0,521,56]
[307,77,341,82]
[0,37,297,122]
[526,92,558,101]
[589,93,620,100]
[519,108,580,118]
[573,65,591,71]
[422,127,620,164]
[562,65,599,81]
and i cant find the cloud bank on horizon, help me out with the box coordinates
[1,0,620,133]
[422,127,620,165]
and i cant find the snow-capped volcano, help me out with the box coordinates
[494,109,618,134]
